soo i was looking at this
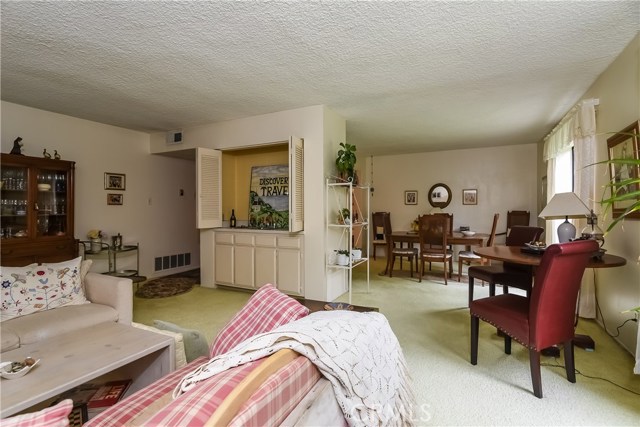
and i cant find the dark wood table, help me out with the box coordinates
[473,245,626,353]
[384,231,489,276]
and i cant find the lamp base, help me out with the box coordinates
[557,218,576,243]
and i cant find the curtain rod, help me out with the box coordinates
[543,98,600,141]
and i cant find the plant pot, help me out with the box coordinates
[90,238,102,253]
[351,249,362,260]
[337,254,349,266]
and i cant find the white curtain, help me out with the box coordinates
[543,100,598,318]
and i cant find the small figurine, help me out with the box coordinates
[54,150,61,160]
[43,149,51,159]
[10,137,23,155]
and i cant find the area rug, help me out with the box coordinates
[135,277,196,299]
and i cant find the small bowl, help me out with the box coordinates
[0,358,40,379]
[37,183,51,191]
[462,231,476,237]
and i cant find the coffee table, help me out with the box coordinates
[0,322,174,418]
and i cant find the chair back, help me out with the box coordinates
[529,240,598,350]
[372,211,389,240]
[418,214,449,251]
[486,213,500,247]
[506,225,543,246]
[507,210,530,230]
[433,212,453,236]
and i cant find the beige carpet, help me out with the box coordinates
[133,259,640,426]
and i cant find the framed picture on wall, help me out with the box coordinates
[462,189,477,205]
[104,173,126,190]
[404,190,418,205]
[107,193,123,205]
[606,120,640,219]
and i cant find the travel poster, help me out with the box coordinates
[249,165,289,229]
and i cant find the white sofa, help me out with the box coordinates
[0,272,132,353]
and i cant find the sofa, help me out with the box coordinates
[81,284,413,427]
[0,257,133,353]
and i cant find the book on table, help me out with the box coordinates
[87,379,132,413]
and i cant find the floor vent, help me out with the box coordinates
[154,253,191,271]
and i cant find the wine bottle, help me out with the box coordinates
[230,209,236,228]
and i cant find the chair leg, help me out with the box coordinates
[458,259,462,282]
[529,349,543,398]
[409,255,414,278]
[504,334,511,354]
[564,340,576,383]
[419,258,424,283]
[471,316,479,365]
[489,281,496,297]
[389,254,396,278]
[443,259,448,285]
[468,276,475,307]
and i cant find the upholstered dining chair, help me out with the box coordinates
[470,239,598,398]
[371,211,389,261]
[377,212,419,277]
[417,214,452,284]
[457,213,499,282]
[468,225,543,305]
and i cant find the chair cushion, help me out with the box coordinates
[471,294,530,346]
[2,398,72,427]
[459,251,481,260]
[209,284,309,358]
[392,248,417,255]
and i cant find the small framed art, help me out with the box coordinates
[405,190,418,205]
[104,173,126,190]
[107,193,123,205]
[462,189,477,205]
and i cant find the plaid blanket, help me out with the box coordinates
[175,310,415,427]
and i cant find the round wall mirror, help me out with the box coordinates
[428,183,452,208]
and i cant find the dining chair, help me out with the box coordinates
[470,239,598,398]
[496,210,530,237]
[467,225,543,305]
[379,212,419,277]
[417,214,452,284]
[371,211,389,260]
[457,213,499,282]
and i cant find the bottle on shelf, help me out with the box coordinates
[230,209,236,228]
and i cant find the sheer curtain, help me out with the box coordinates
[543,99,598,318]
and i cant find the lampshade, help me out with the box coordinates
[539,192,590,243]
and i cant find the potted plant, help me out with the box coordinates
[335,142,357,182]
[338,208,351,225]
[351,247,362,260]
[335,250,350,266]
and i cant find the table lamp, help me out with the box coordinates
[538,192,590,242]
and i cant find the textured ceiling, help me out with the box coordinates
[1,1,638,156]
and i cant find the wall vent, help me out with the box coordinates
[154,252,191,271]
[166,130,183,145]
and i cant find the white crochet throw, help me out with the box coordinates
[174,310,415,427]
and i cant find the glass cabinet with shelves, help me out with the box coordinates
[1,154,76,266]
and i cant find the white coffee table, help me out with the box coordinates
[0,322,174,418]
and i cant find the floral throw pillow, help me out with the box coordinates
[1,256,87,322]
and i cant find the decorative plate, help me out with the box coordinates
[324,302,354,311]
[0,358,40,379]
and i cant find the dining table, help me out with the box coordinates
[472,244,626,353]
[383,231,490,276]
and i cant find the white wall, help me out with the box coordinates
[369,144,538,238]
[150,105,345,301]
[1,102,199,278]
[577,35,640,357]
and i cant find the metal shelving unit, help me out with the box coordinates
[325,179,370,303]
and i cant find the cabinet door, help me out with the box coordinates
[234,245,255,288]
[214,244,234,285]
[255,246,277,287]
[277,248,302,295]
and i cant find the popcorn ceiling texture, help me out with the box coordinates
[1,1,637,155]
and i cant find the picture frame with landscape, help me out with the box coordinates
[104,173,126,191]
